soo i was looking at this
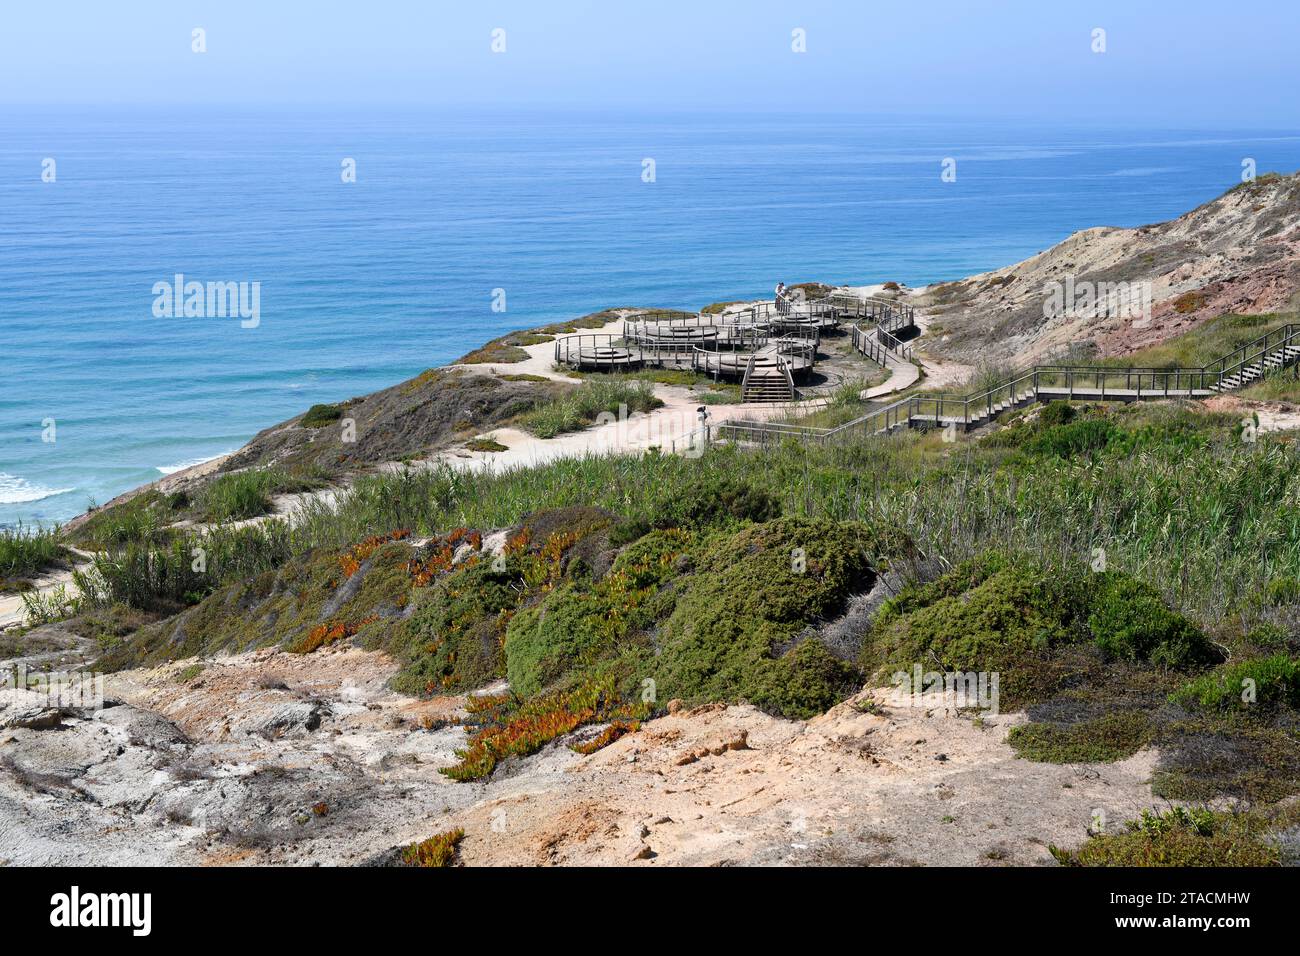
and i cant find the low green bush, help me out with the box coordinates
[391,561,520,695]
[505,529,690,698]
[1023,418,1116,458]
[1088,574,1216,669]
[652,518,881,718]
[1172,654,1300,713]
[1037,400,1076,427]
[300,403,344,428]
[866,557,1090,706]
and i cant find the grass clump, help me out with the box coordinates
[300,403,345,428]
[517,380,663,438]
[464,437,508,453]
[198,467,327,523]
[175,662,205,683]
[70,491,180,550]
[1022,418,1117,458]
[0,525,65,587]
[1051,807,1279,867]
[399,828,465,867]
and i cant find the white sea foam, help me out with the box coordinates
[156,451,231,476]
[0,472,74,505]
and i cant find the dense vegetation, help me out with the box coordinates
[0,525,65,589]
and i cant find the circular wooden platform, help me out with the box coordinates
[573,346,642,370]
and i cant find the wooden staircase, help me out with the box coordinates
[741,352,795,403]
[1210,343,1300,391]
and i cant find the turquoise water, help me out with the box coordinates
[3,109,1299,527]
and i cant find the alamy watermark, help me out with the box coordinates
[2,664,104,710]
[152,273,260,328]
[1043,275,1151,324]
[888,664,1000,716]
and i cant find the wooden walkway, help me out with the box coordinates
[714,323,1300,446]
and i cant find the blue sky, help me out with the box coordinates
[3,1,1298,126]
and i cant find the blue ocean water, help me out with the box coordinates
[3,109,1299,527]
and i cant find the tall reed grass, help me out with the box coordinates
[517,380,662,438]
[0,524,64,582]
[81,402,1300,633]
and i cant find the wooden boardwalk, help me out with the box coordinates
[552,296,903,401]
[715,323,1300,446]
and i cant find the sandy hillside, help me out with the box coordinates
[919,171,1300,364]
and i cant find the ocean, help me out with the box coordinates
[3,108,1300,528]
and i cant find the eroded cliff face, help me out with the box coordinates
[918,172,1300,365]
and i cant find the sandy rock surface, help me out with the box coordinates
[1,640,1164,867]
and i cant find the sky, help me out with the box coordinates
[2,1,1298,126]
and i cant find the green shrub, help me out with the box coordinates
[866,556,1090,706]
[1088,575,1216,668]
[1023,418,1116,458]
[1172,654,1300,713]
[1037,401,1076,427]
[300,403,344,428]
[391,561,519,696]
[875,552,1015,626]
[504,529,691,697]
[755,639,862,718]
[652,518,880,718]
[464,437,508,453]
